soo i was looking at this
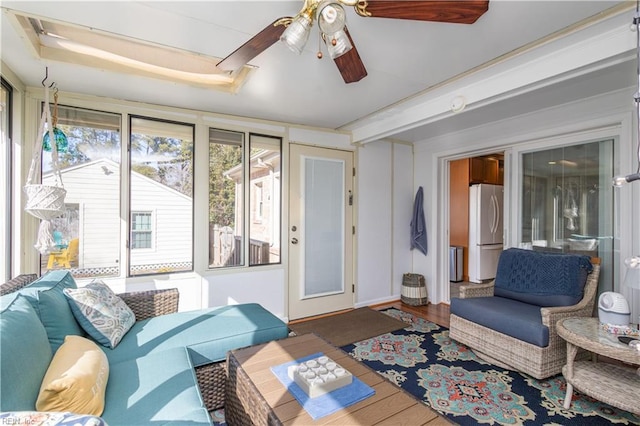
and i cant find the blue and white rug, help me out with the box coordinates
[341,308,640,426]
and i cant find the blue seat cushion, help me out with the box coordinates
[17,270,85,352]
[103,347,210,425]
[451,296,549,347]
[494,248,593,307]
[0,293,53,411]
[103,303,289,366]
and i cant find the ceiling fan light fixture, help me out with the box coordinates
[325,29,352,59]
[280,14,312,55]
[318,2,347,35]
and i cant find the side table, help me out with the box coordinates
[557,317,640,415]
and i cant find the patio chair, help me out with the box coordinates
[47,238,79,269]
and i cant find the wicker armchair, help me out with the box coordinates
[450,261,600,380]
[0,276,225,411]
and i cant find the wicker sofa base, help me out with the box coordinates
[195,362,227,411]
[450,314,586,380]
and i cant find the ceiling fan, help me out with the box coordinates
[216,0,489,84]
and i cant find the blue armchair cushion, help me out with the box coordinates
[103,303,289,366]
[103,347,210,425]
[451,296,549,347]
[17,270,85,352]
[494,248,593,307]
[0,293,53,411]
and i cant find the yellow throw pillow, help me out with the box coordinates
[36,335,109,416]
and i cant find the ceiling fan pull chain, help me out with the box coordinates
[317,27,323,59]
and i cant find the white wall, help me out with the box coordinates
[355,140,414,307]
[411,87,640,320]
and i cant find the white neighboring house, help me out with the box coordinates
[43,158,192,274]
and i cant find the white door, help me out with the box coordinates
[289,144,354,320]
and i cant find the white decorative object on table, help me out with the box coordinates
[288,355,352,398]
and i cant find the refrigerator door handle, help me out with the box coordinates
[490,194,497,235]
[494,194,500,236]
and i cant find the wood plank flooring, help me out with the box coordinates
[290,301,451,329]
[373,301,451,328]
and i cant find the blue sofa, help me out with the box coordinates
[449,248,600,379]
[0,271,289,425]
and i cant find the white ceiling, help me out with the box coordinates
[0,1,630,142]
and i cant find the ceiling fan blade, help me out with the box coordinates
[358,1,489,24]
[333,28,367,84]
[216,18,288,72]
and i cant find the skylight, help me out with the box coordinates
[7,10,255,92]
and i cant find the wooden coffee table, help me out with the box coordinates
[225,333,451,425]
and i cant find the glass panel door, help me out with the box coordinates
[303,157,345,297]
[289,144,354,320]
[521,139,614,292]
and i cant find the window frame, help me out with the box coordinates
[1,78,13,281]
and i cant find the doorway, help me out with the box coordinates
[448,153,505,293]
[288,144,354,320]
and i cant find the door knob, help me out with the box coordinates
[291,237,298,244]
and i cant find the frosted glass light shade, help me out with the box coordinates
[280,15,312,55]
[326,30,352,59]
[318,3,346,35]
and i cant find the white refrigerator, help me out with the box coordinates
[469,184,504,283]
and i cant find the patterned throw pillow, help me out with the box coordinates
[63,281,135,349]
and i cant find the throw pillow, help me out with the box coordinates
[64,280,135,349]
[36,335,109,416]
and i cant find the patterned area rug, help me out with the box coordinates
[340,308,640,426]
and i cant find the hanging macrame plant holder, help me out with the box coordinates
[24,85,67,254]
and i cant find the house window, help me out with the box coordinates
[208,130,281,268]
[40,105,121,278]
[129,116,194,276]
[131,212,153,249]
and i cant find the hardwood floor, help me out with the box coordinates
[289,300,451,328]
[373,300,451,328]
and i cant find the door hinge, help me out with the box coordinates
[352,284,355,293]
[352,226,355,235]
[353,167,356,177]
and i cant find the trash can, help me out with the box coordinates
[449,246,463,282]
[401,273,428,306]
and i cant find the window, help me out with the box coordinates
[249,134,281,266]
[208,130,281,268]
[521,139,615,291]
[129,116,194,276]
[41,105,121,278]
[131,212,153,249]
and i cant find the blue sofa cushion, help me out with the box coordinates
[103,347,210,425]
[17,270,85,352]
[103,303,289,366]
[494,248,593,307]
[451,296,549,347]
[0,293,53,411]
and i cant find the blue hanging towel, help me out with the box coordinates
[410,186,428,255]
